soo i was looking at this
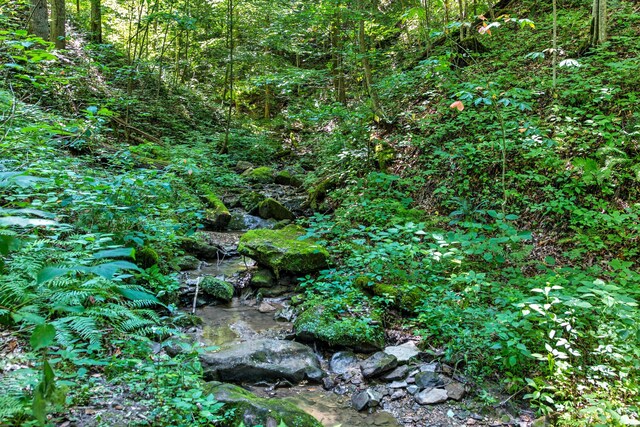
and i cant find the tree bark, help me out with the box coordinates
[50,0,66,49]
[28,0,49,39]
[358,16,382,117]
[90,0,102,44]
[590,0,606,47]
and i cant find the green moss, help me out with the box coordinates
[294,304,384,351]
[204,382,321,427]
[257,198,295,220]
[238,191,266,214]
[275,170,303,187]
[202,192,231,230]
[250,268,275,288]
[237,225,329,276]
[200,277,234,302]
[307,177,337,210]
[242,166,274,183]
[137,246,159,268]
[370,282,424,313]
[174,255,200,271]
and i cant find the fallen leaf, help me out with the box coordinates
[450,101,464,111]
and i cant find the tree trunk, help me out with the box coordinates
[90,0,102,43]
[331,5,347,104]
[28,0,49,39]
[590,0,606,47]
[49,0,65,49]
[358,17,382,117]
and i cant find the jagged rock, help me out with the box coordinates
[384,341,420,362]
[258,198,295,221]
[238,225,329,276]
[415,388,448,405]
[383,365,409,381]
[388,380,408,389]
[445,381,466,401]
[352,388,383,411]
[322,376,335,390]
[200,339,324,384]
[258,302,276,313]
[329,351,360,374]
[360,352,398,379]
[390,390,406,400]
[204,382,321,427]
[415,371,443,389]
[407,385,419,395]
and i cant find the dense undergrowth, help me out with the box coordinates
[1,0,639,425]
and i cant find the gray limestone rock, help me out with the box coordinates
[415,388,448,405]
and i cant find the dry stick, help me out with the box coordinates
[192,276,201,315]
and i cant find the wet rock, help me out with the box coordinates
[201,339,324,384]
[295,306,384,352]
[415,371,443,389]
[360,352,398,379]
[419,362,439,372]
[322,376,335,390]
[329,351,360,374]
[274,306,295,322]
[388,381,408,389]
[204,382,321,427]
[415,388,448,405]
[407,385,419,395]
[258,198,295,221]
[383,365,409,381]
[445,381,466,401]
[352,388,383,411]
[390,390,406,400]
[384,341,420,363]
[251,268,275,288]
[258,302,276,313]
[180,233,225,259]
[238,225,329,276]
[200,277,234,302]
[258,285,290,297]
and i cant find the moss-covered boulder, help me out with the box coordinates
[242,166,274,183]
[174,255,200,271]
[202,192,231,231]
[275,170,303,187]
[238,191,267,215]
[355,277,424,313]
[306,177,338,210]
[201,277,234,302]
[234,160,254,173]
[294,305,385,352]
[250,268,275,288]
[257,198,295,220]
[180,233,223,259]
[237,225,329,276]
[204,382,322,427]
[136,246,159,268]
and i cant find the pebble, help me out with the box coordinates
[407,385,419,395]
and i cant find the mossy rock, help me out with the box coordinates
[356,279,424,313]
[294,305,385,352]
[306,177,338,210]
[201,277,234,302]
[242,166,274,183]
[137,246,159,268]
[180,233,222,259]
[275,170,303,187]
[204,382,322,427]
[234,161,254,173]
[238,191,267,214]
[257,198,295,221]
[202,192,231,231]
[237,225,329,276]
[175,255,200,271]
[250,268,275,288]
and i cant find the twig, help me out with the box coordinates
[191,277,201,315]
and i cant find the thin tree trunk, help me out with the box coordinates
[221,0,234,154]
[590,0,606,47]
[358,16,382,117]
[28,0,49,39]
[90,0,102,43]
[50,0,66,49]
[552,0,557,89]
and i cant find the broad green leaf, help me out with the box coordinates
[89,261,140,279]
[30,324,56,351]
[114,287,160,303]
[93,247,135,259]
